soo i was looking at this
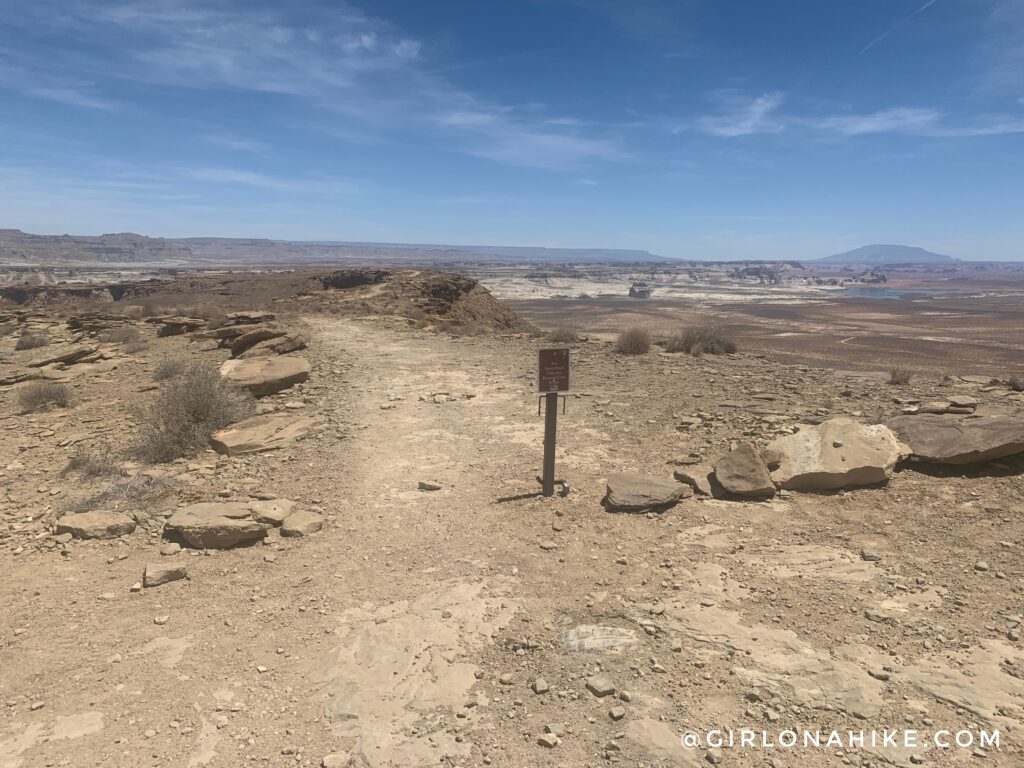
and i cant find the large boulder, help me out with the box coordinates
[164,502,268,549]
[767,418,904,491]
[55,511,136,539]
[603,472,692,513]
[209,413,318,456]
[229,327,285,358]
[712,443,775,497]
[885,414,1024,465]
[219,355,310,397]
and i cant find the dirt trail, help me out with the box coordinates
[3,314,1022,768]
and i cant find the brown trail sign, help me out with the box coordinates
[537,347,570,497]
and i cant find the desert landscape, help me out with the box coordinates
[4,1,1024,766]
[1,264,1022,768]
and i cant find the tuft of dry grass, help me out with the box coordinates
[889,364,914,385]
[61,449,124,478]
[15,331,49,350]
[18,381,71,412]
[124,340,148,354]
[665,323,737,356]
[614,326,651,355]
[1008,376,1023,392]
[132,363,254,463]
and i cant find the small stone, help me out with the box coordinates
[532,677,550,694]
[322,753,350,768]
[129,582,142,593]
[144,729,157,739]
[705,747,723,765]
[861,549,882,562]
[585,675,615,697]
[609,706,626,721]
[29,702,44,711]
[160,543,182,556]
[974,561,990,572]
[537,734,559,748]
[143,562,188,588]
[153,615,169,625]
[498,673,514,685]
[539,540,557,551]
[417,481,441,491]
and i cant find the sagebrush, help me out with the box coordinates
[614,326,651,355]
[153,357,187,381]
[132,363,254,463]
[99,326,141,343]
[666,323,737,355]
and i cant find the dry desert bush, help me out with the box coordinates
[614,326,650,355]
[548,326,578,343]
[889,364,914,385]
[1008,376,1024,392]
[666,323,737,356]
[15,331,49,350]
[124,340,148,354]
[18,381,71,412]
[99,326,141,343]
[152,357,187,381]
[133,363,254,463]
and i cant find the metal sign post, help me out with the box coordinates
[537,348,570,497]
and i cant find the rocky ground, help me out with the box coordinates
[1,277,1023,768]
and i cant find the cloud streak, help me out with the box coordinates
[1,0,620,172]
[859,0,939,55]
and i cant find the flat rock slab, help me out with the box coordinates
[164,502,268,549]
[144,561,188,587]
[219,355,310,397]
[886,413,1024,465]
[280,509,323,537]
[712,442,775,497]
[210,413,318,456]
[55,511,136,539]
[603,472,692,513]
[248,498,297,526]
[27,345,97,368]
[767,418,904,491]
[673,465,716,496]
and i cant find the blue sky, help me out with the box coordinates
[2,0,1023,260]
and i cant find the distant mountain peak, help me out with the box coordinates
[814,244,957,265]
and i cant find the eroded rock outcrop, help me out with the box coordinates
[767,418,905,491]
[886,413,1024,465]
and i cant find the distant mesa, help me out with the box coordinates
[0,228,667,266]
[813,244,958,266]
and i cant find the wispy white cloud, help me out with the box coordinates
[24,86,115,110]
[696,93,1024,139]
[203,135,272,153]
[811,107,940,135]
[694,92,785,137]
[0,0,619,172]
